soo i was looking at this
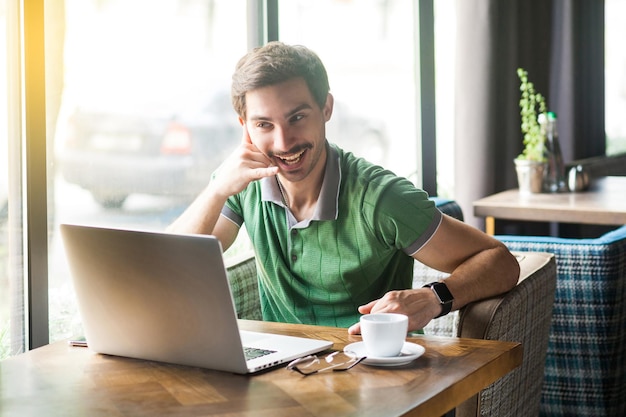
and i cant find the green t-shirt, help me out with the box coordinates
[222,143,441,328]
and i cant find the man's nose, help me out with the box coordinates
[273,124,295,151]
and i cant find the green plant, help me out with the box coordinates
[516,68,547,161]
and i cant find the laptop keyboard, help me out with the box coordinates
[244,346,276,361]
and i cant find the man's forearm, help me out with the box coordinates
[444,245,520,312]
[167,184,228,235]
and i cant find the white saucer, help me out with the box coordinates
[344,341,425,367]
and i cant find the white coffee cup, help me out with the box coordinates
[360,313,409,357]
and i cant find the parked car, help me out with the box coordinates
[58,90,387,209]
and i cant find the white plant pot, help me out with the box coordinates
[514,159,545,194]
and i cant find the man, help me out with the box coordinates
[168,41,520,334]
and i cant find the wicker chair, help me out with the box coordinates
[413,252,555,417]
[498,226,626,417]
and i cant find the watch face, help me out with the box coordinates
[433,282,454,304]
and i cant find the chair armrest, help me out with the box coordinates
[457,252,554,338]
[456,252,556,417]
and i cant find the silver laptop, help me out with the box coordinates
[60,224,333,374]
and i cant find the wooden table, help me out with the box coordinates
[0,320,522,417]
[473,176,626,234]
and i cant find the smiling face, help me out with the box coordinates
[243,77,333,184]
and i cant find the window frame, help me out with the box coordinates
[23,0,49,350]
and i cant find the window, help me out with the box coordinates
[279,0,420,181]
[1,0,25,359]
[433,0,455,198]
[42,0,250,346]
[277,0,455,196]
[605,0,626,155]
[1,0,435,358]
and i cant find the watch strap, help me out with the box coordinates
[423,281,454,318]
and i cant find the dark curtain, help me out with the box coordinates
[454,0,605,229]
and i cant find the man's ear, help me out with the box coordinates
[238,117,244,126]
[323,93,334,122]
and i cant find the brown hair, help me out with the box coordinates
[231,41,330,119]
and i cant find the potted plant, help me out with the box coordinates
[514,67,547,193]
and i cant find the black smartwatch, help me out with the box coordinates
[423,281,454,318]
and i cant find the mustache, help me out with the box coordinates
[267,144,312,158]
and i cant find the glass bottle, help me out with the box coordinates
[539,112,567,192]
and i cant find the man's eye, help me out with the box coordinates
[256,121,272,129]
[290,114,305,123]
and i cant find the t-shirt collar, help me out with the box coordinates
[260,141,340,222]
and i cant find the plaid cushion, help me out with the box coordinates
[499,225,626,417]
[414,198,464,335]
[226,252,262,320]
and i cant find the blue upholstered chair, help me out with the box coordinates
[498,225,626,417]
